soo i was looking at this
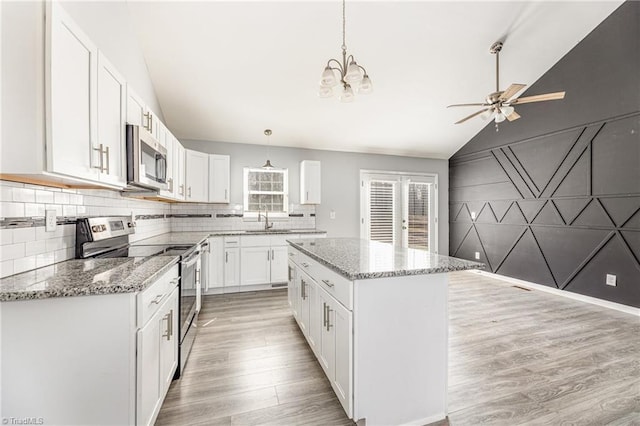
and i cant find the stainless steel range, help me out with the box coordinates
[76,216,201,378]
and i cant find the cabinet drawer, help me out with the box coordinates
[295,251,352,310]
[240,235,271,247]
[138,264,179,327]
[270,234,298,247]
[224,236,240,247]
[288,248,298,264]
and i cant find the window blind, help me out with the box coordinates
[368,180,395,244]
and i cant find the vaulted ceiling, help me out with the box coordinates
[128,1,622,159]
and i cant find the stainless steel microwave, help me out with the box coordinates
[125,124,168,191]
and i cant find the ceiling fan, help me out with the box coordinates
[448,41,565,128]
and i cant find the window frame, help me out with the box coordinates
[243,167,289,219]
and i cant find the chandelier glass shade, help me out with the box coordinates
[318,0,372,102]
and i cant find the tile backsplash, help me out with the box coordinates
[0,180,315,278]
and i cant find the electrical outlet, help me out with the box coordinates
[471,211,476,220]
[606,274,617,287]
[45,210,57,232]
[330,210,336,220]
[474,251,480,260]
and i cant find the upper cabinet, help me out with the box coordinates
[185,149,209,202]
[96,52,127,187]
[174,142,186,201]
[208,154,230,203]
[47,2,100,183]
[127,87,161,142]
[300,160,321,204]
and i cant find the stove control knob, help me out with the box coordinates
[127,222,133,228]
[100,225,107,231]
[91,225,100,232]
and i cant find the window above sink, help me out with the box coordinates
[243,167,289,218]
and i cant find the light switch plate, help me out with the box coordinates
[330,210,336,220]
[474,251,480,260]
[605,274,617,286]
[471,211,476,220]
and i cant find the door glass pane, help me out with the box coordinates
[369,180,395,245]
[407,182,429,250]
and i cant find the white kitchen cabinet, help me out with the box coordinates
[209,154,230,203]
[185,149,209,202]
[270,245,289,283]
[159,131,175,199]
[96,52,126,187]
[206,237,224,291]
[331,292,353,415]
[127,87,159,139]
[316,285,335,375]
[47,1,99,183]
[224,246,240,287]
[159,287,179,393]
[175,141,186,200]
[136,306,161,426]
[288,261,298,319]
[240,246,271,286]
[300,160,321,204]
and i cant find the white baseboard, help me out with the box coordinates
[471,270,640,317]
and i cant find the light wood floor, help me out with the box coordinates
[156,272,640,425]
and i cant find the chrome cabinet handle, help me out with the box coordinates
[267,250,270,261]
[271,249,274,260]
[326,306,333,331]
[301,279,306,299]
[104,145,110,174]
[179,184,184,196]
[301,262,309,268]
[306,191,309,202]
[92,144,106,172]
[321,279,334,288]
[143,112,151,131]
[288,252,294,257]
[188,186,192,198]
[225,251,228,263]
[150,294,163,305]
[169,309,174,338]
[323,302,327,327]
[162,311,171,340]
[288,267,293,281]
[224,189,228,201]
[168,177,174,192]
[149,114,153,132]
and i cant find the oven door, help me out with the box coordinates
[179,249,200,343]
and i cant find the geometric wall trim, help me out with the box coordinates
[450,113,640,307]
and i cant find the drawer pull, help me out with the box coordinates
[150,294,164,305]
[321,279,334,288]
[301,262,309,268]
[288,252,294,257]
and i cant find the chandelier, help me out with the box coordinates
[318,0,372,102]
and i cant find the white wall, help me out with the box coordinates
[181,140,450,254]
[59,1,163,118]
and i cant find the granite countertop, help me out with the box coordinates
[288,238,485,281]
[134,229,326,245]
[0,256,179,302]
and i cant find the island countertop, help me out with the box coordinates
[288,237,484,280]
[134,229,326,246]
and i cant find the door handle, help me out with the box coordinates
[104,145,110,174]
[92,144,106,172]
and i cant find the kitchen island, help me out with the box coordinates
[287,238,483,426]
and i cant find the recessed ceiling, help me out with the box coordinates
[128,1,622,159]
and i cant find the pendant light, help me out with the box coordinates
[262,129,275,169]
[318,0,372,102]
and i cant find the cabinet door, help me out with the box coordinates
[298,273,312,335]
[209,154,230,203]
[207,238,224,290]
[332,299,353,418]
[159,131,175,198]
[240,247,270,286]
[136,310,161,426]
[126,87,146,128]
[185,149,209,202]
[287,261,298,317]
[300,160,321,204]
[48,2,99,182]
[96,52,126,187]
[270,246,289,283]
[317,287,335,378]
[159,287,179,394]
[307,278,321,354]
[175,142,186,200]
[224,247,240,286]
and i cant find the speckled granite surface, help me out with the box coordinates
[0,256,179,302]
[288,238,484,280]
[135,229,326,245]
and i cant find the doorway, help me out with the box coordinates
[360,171,438,252]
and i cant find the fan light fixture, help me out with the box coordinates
[318,0,372,102]
[262,129,275,169]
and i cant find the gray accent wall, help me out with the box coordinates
[182,140,449,255]
[449,2,640,307]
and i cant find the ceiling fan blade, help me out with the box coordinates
[499,83,526,101]
[454,108,491,124]
[511,91,565,105]
[447,103,489,108]
[506,110,521,121]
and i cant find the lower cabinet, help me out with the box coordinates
[291,256,353,418]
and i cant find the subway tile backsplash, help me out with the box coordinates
[0,180,315,278]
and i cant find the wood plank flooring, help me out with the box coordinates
[156,272,640,425]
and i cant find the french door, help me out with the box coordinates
[360,171,437,252]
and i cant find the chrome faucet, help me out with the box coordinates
[258,205,274,231]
